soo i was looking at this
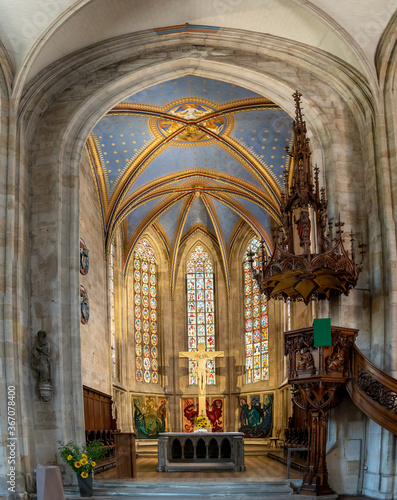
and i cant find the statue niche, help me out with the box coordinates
[31,330,53,402]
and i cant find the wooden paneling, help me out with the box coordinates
[83,386,117,431]
[114,433,137,478]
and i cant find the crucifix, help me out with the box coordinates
[179,342,224,417]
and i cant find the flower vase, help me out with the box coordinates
[77,473,93,497]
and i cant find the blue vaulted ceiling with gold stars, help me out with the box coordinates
[86,75,293,292]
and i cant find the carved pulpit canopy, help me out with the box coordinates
[249,91,366,304]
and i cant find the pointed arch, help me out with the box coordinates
[132,238,159,384]
[243,237,269,383]
[186,244,216,386]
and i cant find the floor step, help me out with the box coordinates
[61,480,300,499]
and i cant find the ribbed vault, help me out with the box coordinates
[86,75,294,293]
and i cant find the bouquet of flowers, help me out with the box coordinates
[193,414,211,431]
[58,440,106,478]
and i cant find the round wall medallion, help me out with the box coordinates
[80,238,89,275]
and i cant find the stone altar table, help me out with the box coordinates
[157,432,245,472]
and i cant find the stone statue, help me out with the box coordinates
[31,330,53,402]
[295,209,311,255]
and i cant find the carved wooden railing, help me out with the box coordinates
[347,346,397,435]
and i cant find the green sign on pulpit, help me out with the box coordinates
[313,318,332,346]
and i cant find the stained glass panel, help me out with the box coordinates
[244,238,269,382]
[134,239,158,384]
[186,245,216,385]
[108,243,116,378]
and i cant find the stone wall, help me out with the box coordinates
[79,149,110,395]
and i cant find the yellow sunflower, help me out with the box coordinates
[81,458,87,465]
[67,455,73,461]
[91,461,96,467]
[81,454,87,460]
[81,472,88,478]
[74,461,81,468]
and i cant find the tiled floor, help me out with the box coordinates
[96,455,303,482]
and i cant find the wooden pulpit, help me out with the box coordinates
[113,432,137,478]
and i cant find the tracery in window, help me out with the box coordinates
[133,239,158,384]
[243,238,269,383]
[187,245,215,385]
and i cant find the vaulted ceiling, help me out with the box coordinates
[86,75,293,290]
[1,1,395,92]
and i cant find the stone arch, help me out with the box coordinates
[22,35,372,474]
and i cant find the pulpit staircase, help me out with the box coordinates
[347,345,397,435]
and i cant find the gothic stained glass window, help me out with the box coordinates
[108,243,116,378]
[243,238,269,383]
[186,245,215,386]
[133,239,158,384]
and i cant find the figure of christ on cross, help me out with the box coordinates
[179,342,224,419]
